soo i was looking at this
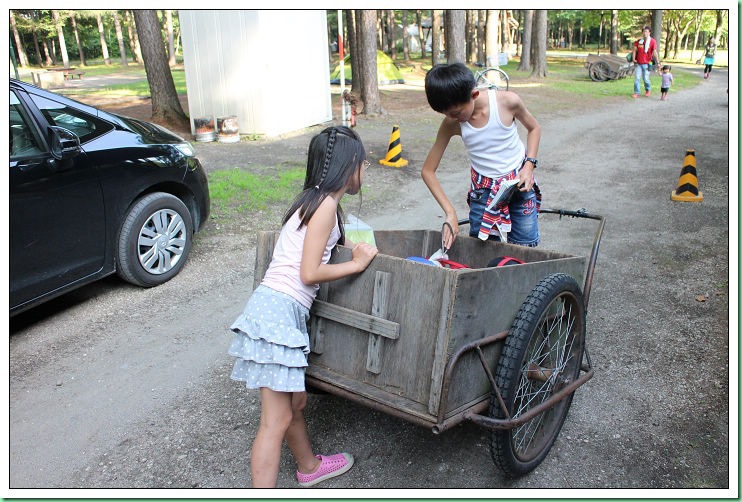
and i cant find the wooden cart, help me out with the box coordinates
[254,208,605,477]
[585,53,635,81]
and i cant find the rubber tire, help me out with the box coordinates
[490,273,586,478]
[117,192,194,287]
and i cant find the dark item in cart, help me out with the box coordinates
[585,53,636,81]
[253,208,605,478]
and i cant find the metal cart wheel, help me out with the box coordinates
[489,273,586,477]
[588,62,610,81]
[475,67,510,91]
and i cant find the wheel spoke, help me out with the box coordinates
[510,294,581,458]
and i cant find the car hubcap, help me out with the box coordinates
[137,209,187,275]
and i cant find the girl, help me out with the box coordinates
[228,126,377,488]
[703,38,717,79]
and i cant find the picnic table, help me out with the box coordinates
[47,67,86,80]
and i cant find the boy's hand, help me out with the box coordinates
[444,216,458,250]
[351,242,378,272]
[518,164,536,191]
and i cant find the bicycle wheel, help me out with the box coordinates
[490,273,586,477]
[476,67,510,91]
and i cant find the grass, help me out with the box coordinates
[207,166,306,219]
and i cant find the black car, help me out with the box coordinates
[10,78,210,316]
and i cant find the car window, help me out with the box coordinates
[28,93,113,144]
[10,90,44,158]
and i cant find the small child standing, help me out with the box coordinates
[228,126,377,488]
[660,65,673,101]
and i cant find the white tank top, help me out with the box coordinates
[460,90,525,178]
[261,208,340,309]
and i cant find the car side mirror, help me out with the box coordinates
[49,126,81,160]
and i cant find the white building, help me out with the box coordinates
[179,10,332,138]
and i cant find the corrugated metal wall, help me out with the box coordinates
[179,10,332,138]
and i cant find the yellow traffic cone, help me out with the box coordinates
[379,125,408,168]
[671,149,703,202]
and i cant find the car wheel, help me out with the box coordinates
[117,192,194,287]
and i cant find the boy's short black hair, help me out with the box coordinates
[424,62,476,113]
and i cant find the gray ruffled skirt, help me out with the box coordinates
[228,285,310,392]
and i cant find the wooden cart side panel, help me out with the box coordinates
[440,256,587,415]
[308,245,449,406]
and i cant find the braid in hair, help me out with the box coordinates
[317,128,337,188]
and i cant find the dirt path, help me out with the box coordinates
[8,66,733,493]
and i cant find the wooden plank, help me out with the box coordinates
[311,282,329,354]
[427,272,455,415]
[253,231,278,290]
[311,299,399,340]
[366,271,391,374]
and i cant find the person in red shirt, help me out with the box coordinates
[632,26,660,98]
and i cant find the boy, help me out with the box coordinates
[422,62,542,248]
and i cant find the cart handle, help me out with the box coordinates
[458,208,605,311]
[539,208,605,311]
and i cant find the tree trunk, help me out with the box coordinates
[52,10,70,68]
[518,10,533,71]
[485,10,499,67]
[466,10,476,63]
[97,13,111,65]
[125,11,142,63]
[402,10,409,60]
[501,10,510,54]
[690,10,703,61]
[431,10,441,65]
[416,10,426,59]
[43,39,55,66]
[387,10,395,60]
[70,12,86,66]
[530,10,548,78]
[713,10,724,43]
[380,10,389,56]
[446,10,466,63]
[610,10,619,54]
[32,25,43,66]
[347,10,361,94]
[113,11,128,67]
[651,9,663,56]
[358,10,383,116]
[477,10,486,64]
[10,11,29,67]
[166,10,176,66]
[133,10,188,129]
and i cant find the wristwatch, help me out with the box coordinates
[524,157,538,168]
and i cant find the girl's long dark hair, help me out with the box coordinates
[283,125,366,245]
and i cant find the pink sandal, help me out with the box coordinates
[296,453,354,487]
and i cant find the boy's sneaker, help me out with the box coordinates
[632,93,639,98]
[297,453,354,487]
[644,90,651,97]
